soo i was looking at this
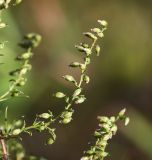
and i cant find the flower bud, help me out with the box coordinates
[54,92,66,98]
[73,88,82,97]
[98,20,108,27]
[75,96,86,104]
[61,117,72,124]
[46,138,55,145]
[83,75,90,84]
[125,117,130,126]
[63,75,76,83]
[12,129,21,136]
[39,113,51,119]
[95,45,100,56]
[69,62,80,68]
[118,108,126,118]
[83,32,97,40]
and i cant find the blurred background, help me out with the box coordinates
[0,0,152,159]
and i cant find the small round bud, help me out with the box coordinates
[61,117,72,124]
[54,92,66,98]
[39,113,51,119]
[12,129,21,136]
[98,20,108,27]
[46,138,55,145]
[83,75,90,84]
[73,88,82,97]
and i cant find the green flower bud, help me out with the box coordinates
[110,116,116,123]
[20,68,27,75]
[83,75,90,84]
[73,88,82,97]
[17,78,26,86]
[81,157,89,160]
[111,125,118,134]
[86,149,94,155]
[97,116,109,123]
[97,32,104,38]
[61,117,72,124]
[12,129,21,136]
[103,134,111,141]
[95,45,100,56]
[20,52,33,60]
[63,75,76,83]
[10,90,20,97]
[102,123,110,132]
[98,20,108,27]
[69,62,80,68]
[14,120,23,127]
[75,45,85,52]
[75,96,86,104]
[94,131,101,138]
[118,108,126,118]
[62,111,73,119]
[97,140,107,147]
[55,92,66,98]
[83,32,97,40]
[125,117,130,126]
[39,113,51,119]
[85,57,91,65]
[91,28,101,34]
[46,138,55,145]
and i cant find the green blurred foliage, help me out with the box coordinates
[0,0,152,159]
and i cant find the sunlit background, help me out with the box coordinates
[0,0,152,159]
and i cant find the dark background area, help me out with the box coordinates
[0,0,152,159]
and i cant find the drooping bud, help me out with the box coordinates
[54,92,66,98]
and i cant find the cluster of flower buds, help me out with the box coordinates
[53,20,108,126]
[2,109,57,146]
[81,109,129,160]
[59,109,74,124]
[9,33,41,97]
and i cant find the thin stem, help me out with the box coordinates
[0,129,8,160]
